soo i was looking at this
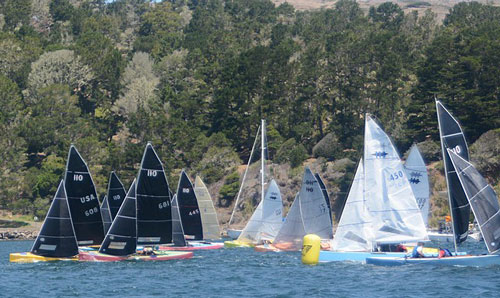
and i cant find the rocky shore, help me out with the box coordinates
[0,231,38,240]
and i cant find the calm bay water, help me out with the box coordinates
[1,240,500,297]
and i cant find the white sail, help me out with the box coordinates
[331,159,373,251]
[273,168,332,250]
[237,179,283,244]
[194,176,221,240]
[404,144,430,227]
[364,115,428,243]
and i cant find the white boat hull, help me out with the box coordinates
[366,254,500,267]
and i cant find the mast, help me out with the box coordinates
[228,125,260,227]
[261,119,266,206]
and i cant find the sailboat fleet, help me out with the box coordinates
[9,100,499,267]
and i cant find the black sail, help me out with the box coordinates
[64,145,104,246]
[100,196,113,235]
[448,150,500,254]
[177,170,203,240]
[136,143,172,245]
[436,100,470,244]
[99,180,137,256]
[172,194,187,247]
[31,180,78,257]
[106,171,126,220]
[315,173,332,223]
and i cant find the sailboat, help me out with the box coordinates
[319,114,431,262]
[315,173,333,224]
[367,149,500,266]
[64,145,105,246]
[10,181,79,262]
[106,171,126,219]
[157,170,223,250]
[225,119,283,244]
[79,143,193,261]
[79,180,193,261]
[255,167,332,252]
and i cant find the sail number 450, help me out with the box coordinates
[388,171,404,181]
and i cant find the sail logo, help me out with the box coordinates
[147,170,157,177]
[372,151,388,158]
[275,209,282,216]
[409,172,421,184]
[189,209,200,216]
[73,174,84,181]
[270,196,277,200]
[84,207,98,216]
[182,188,190,193]
[306,187,314,193]
[449,145,462,155]
[112,195,121,200]
[416,197,426,210]
[305,180,316,185]
[388,171,404,181]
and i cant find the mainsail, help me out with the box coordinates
[100,196,113,235]
[136,143,172,245]
[106,171,126,220]
[31,180,78,257]
[404,144,430,227]
[64,145,104,246]
[273,168,332,250]
[364,115,428,243]
[99,180,137,256]
[315,173,332,223]
[448,150,500,254]
[177,170,203,240]
[237,179,283,244]
[194,176,221,240]
[331,160,373,251]
[436,100,471,245]
[171,194,187,247]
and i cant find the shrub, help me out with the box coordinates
[218,171,240,207]
[312,132,341,160]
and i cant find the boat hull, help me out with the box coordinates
[79,251,193,262]
[158,241,223,251]
[254,244,281,252]
[224,240,253,248]
[366,254,500,267]
[10,252,78,263]
[226,229,242,240]
[319,251,408,263]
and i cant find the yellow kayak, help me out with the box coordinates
[10,252,78,263]
[224,240,254,248]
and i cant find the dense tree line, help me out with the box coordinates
[0,0,499,217]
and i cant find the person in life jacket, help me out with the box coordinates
[411,242,425,258]
[438,248,452,259]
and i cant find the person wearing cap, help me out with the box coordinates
[411,242,425,258]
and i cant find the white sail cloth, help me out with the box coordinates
[237,179,283,245]
[331,160,373,251]
[404,144,430,227]
[363,115,428,244]
[194,176,221,240]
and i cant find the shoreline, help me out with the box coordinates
[0,231,37,241]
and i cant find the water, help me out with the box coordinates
[1,241,500,297]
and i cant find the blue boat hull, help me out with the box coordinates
[366,254,500,267]
[319,251,408,262]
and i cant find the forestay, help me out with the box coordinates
[404,144,430,227]
[237,179,283,244]
[448,150,500,254]
[177,170,203,240]
[436,100,471,245]
[64,145,104,246]
[364,115,428,244]
[273,168,332,250]
[31,180,78,258]
[99,180,137,256]
[106,171,126,220]
[100,196,113,235]
[331,160,373,252]
[136,143,173,245]
[194,176,221,240]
